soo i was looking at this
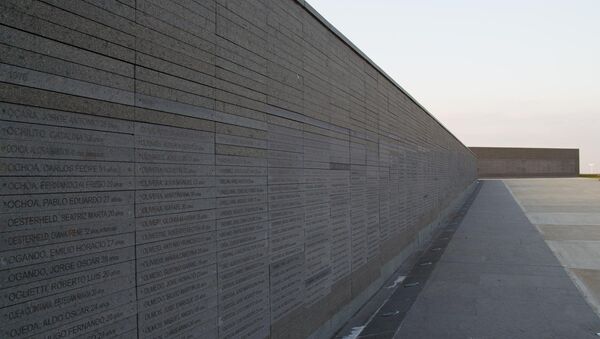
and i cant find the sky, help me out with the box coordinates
[308,0,600,173]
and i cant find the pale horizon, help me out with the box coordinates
[309,0,600,173]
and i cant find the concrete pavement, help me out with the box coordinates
[393,180,600,338]
[505,178,600,317]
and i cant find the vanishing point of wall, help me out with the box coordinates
[0,1,477,338]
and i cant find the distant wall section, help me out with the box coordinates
[470,147,579,178]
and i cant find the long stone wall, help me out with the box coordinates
[0,1,476,338]
[470,147,579,178]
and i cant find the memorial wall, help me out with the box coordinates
[470,147,580,178]
[0,0,476,338]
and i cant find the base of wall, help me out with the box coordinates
[306,180,479,339]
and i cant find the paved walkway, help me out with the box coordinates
[393,180,600,338]
[505,178,600,316]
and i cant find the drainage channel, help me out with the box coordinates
[355,181,483,339]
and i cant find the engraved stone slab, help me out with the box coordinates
[0,121,132,146]
[2,287,136,337]
[138,293,217,335]
[135,149,214,164]
[217,240,268,272]
[137,265,216,300]
[216,185,267,197]
[31,303,138,339]
[0,140,134,161]
[216,212,267,231]
[0,63,134,105]
[1,176,135,195]
[0,261,135,308]
[137,253,217,285]
[219,272,269,317]
[0,191,133,214]
[136,240,216,274]
[136,232,215,259]
[135,163,214,177]
[138,274,216,314]
[136,221,215,244]
[135,176,213,190]
[135,187,215,204]
[0,247,135,288]
[135,134,213,153]
[1,205,133,233]
[80,316,138,339]
[0,158,133,177]
[0,103,133,133]
[215,165,267,177]
[270,253,305,322]
[216,154,267,167]
[135,209,215,231]
[216,203,268,220]
[1,233,135,269]
[135,198,215,217]
[146,307,217,339]
[0,221,134,251]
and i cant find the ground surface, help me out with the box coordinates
[342,179,600,339]
[505,178,600,317]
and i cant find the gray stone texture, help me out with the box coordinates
[0,0,476,338]
[470,147,580,178]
